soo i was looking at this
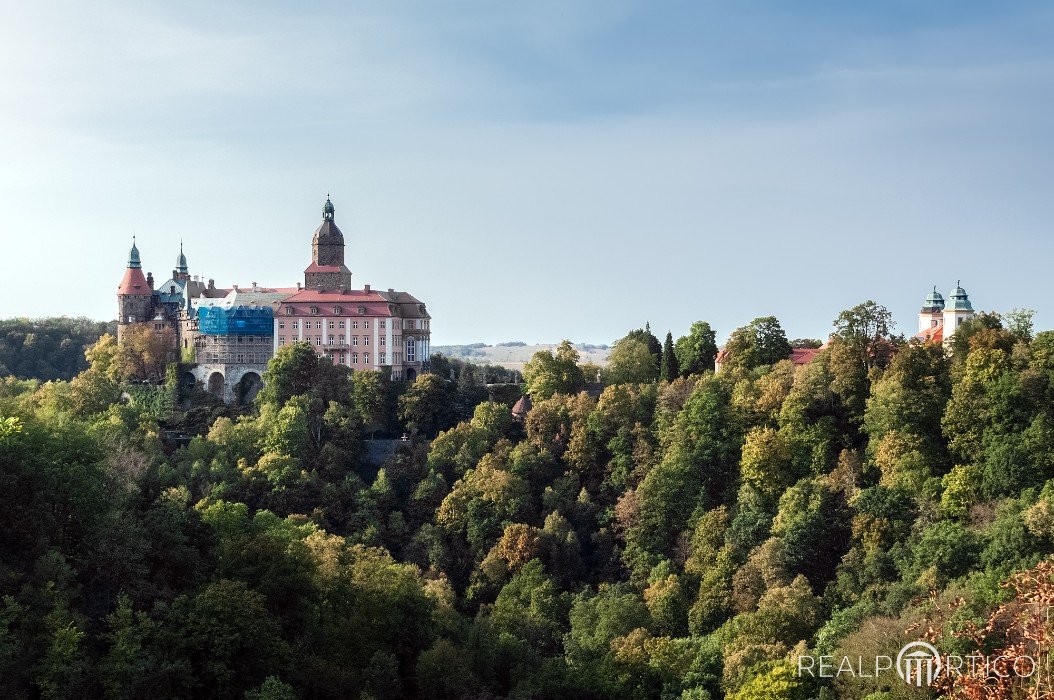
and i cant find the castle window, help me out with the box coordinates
[380,353,387,364]
[380,320,386,329]
[285,307,293,315]
[406,336,416,362]
[338,321,345,329]
[315,321,322,329]
[932,319,938,327]
[316,338,322,346]
[380,337,386,346]
[352,352,359,364]
[339,337,345,346]
[279,338,285,345]
[364,336,369,346]
[310,306,318,315]
[364,321,370,330]
[328,338,334,345]
[332,306,342,314]
[328,321,334,329]
[352,337,358,346]
[352,321,359,329]
[292,321,299,329]
[364,353,370,365]
[358,306,366,314]
[279,321,285,329]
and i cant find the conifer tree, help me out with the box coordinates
[660,331,679,381]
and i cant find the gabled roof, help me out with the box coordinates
[914,325,944,343]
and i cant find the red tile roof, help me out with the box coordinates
[790,348,822,365]
[303,263,348,274]
[914,325,944,343]
[117,267,151,295]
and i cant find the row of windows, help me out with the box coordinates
[280,320,372,330]
[199,353,271,364]
[329,352,371,365]
[276,319,428,331]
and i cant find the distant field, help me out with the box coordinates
[432,342,612,370]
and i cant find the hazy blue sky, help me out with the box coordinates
[1,1,1052,345]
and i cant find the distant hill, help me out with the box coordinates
[0,317,116,382]
[432,342,612,370]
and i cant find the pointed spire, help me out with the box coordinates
[176,239,188,273]
[128,237,142,269]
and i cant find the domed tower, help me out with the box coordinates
[919,286,945,334]
[174,241,189,282]
[942,281,976,341]
[117,238,154,342]
[305,196,352,290]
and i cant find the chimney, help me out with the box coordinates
[388,288,394,294]
[232,284,239,291]
[252,281,258,292]
[297,282,302,290]
[146,272,154,289]
[208,278,215,289]
[364,284,371,293]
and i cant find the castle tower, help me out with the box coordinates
[304,196,353,290]
[942,281,975,342]
[174,241,189,282]
[919,286,945,334]
[117,238,154,342]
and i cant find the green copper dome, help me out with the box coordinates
[947,281,973,311]
[128,238,142,269]
[923,286,945,312]
[176,241,188,273]
[323,196,335,221]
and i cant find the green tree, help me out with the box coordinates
[724,317,792,371]
[399,373,456,437]
[660,331,679,381]
[605,338,659,385]
[523,341,585,399]
[832,300,896,373]
[258,341,350,408]
[675,321,718,376]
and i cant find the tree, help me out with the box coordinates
[723,317,791,371]
[115,324,176,381]
[522,340,585,399]
[832,301,895,373]
[660,332,679,381]
[675,321,718,376]
[399,373,456,437]
[353,370,395,437]
[258,341,350,408]
[605,338,659,385]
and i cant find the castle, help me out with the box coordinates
[913,282,976,344]
[116,197,432,403]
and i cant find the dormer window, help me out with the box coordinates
[284,307,294,315]
[310,306,318,315]
[358,306,366,314]
[332,306,342,314]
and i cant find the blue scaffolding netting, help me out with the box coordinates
[198,306,273,336]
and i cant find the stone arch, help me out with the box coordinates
[237,371,263,405]
[207,371,225,396]
[180,371,197,393]
[405,367,417,381]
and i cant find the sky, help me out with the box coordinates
[0,1,1052,346]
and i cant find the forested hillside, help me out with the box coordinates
[0,317,114,381]
[0,303,1051,698]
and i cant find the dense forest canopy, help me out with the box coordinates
[0,303,1052,698]
[0,317,114,381]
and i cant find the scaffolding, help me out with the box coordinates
[198,306,273,336]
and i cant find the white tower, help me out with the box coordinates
[942,282,975,342]
[919,287,945,334]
